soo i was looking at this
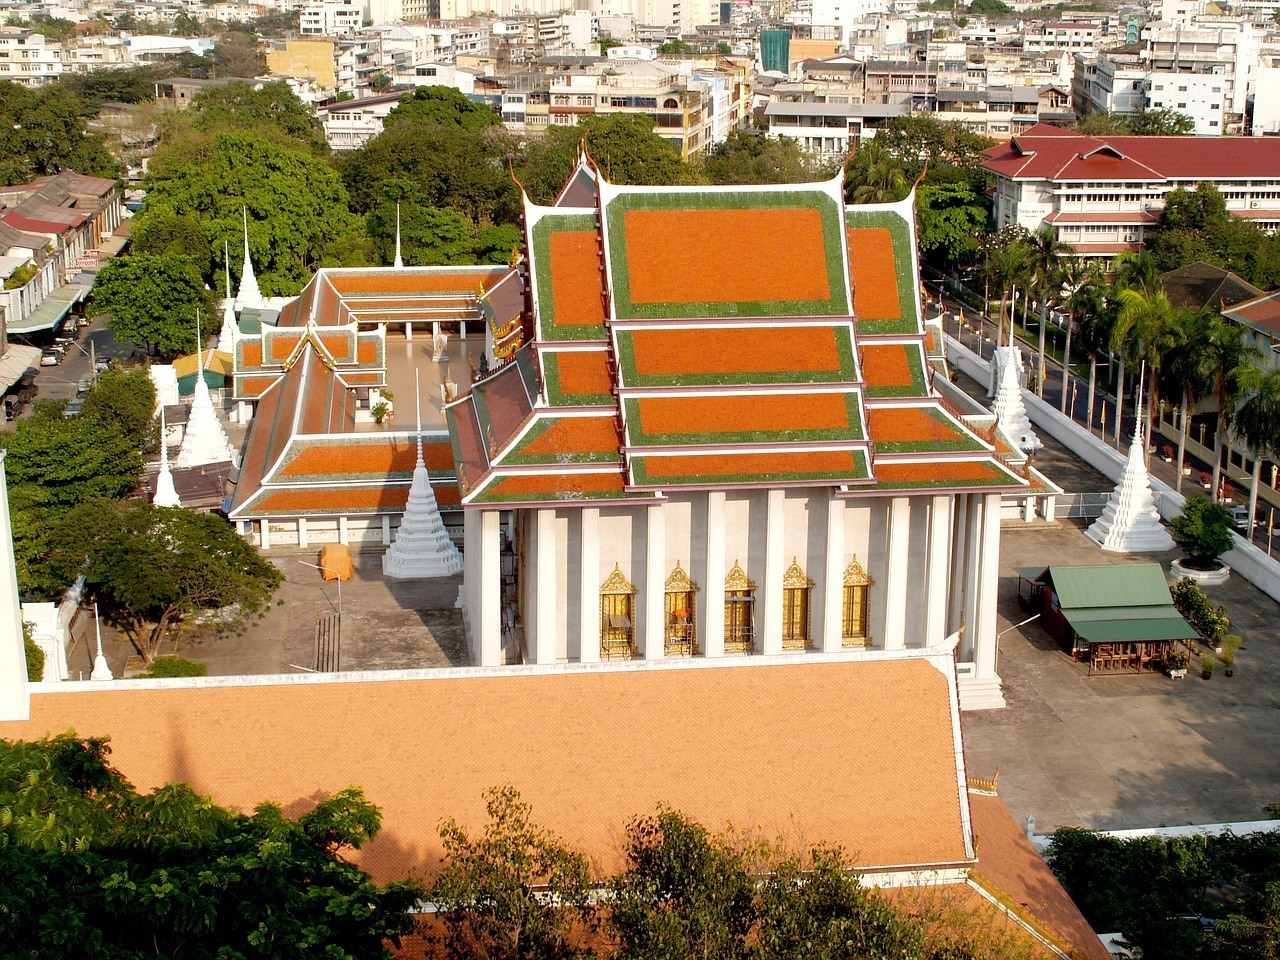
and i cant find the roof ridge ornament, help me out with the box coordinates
[394,202,404,270]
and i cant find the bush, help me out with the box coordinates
[1170,494,1235,568]
[1171,577,1230,646]
[138,656,207,678]
[22,622,44,681]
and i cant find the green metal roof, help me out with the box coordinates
[10,283,83,334]
[1070,615,1200,644]
[1044,563,1174,611]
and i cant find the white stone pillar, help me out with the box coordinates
[882,496,910,650]
[461,319,467,340]
[405,321,414,341]
[1043,495,1056,523]
[297,517,309,549]
[432,320,441,343]
[949,493,970,636]
[644,502,665,660]
[475,509,502,666]
[0,454,30,720]
[260,518,271,550]
[820,493,844,653]
[382,515,391,545]
[974,492,1003,680]
[702,492,725,657]
[579,508,600,662]
[338,515,349,545]
[924,495,952,648]
[531,508,557,664]
[962,494,984,661]
[760,489,785,655]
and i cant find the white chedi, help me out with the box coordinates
[382,435,464,579]
[1087,430,1176,554]
[992,340,1042,454]
[175,352,235,468]
[153,408,181,508]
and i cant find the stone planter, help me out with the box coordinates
[1171,558,1231,586]
[1169,668,1188,680]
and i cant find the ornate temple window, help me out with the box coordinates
[841,555,874,647]
[664,560,699,657]
[723,560,757,654]
[782,558,814,650]
[600,564,637,659]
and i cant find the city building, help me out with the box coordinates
[983,124,1280,254]
[762,100,910,155]
[932,85,1073,139]
[300,0,364,36]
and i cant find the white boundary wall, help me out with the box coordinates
[946,336,1280,605]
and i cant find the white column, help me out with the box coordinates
[405,321,414,341]
[579,508,600,662]
[432,320,441,342]
[644,502,665,660]
[381,515,391,545]
[260,518,271,550]
[1042,495,1056,523]
[531,508,557,664]
[338,515,349,545]
[974,492,1003,680]
[949,493,970,636]
[297,517,309,549]
[461,319,467,340]
[702,492,725,657]
[475,509,502,666]
[962,494,984,661]
[821,493,845,653]
[0,454,30,720]
[882,496,910,650]
[760,489,785,655]
[924,495,952,648]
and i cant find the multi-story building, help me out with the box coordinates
[933,85,1073,139]
[983,124,1280,255]
[1073,48,1146,116]
[1022,19,1108,56]
[1139,16,1261,127]
[300,0,363,36]
[1145,70,1234,134]
[762,100,910,154]
[0,29,63,86]
[863,58,934,108]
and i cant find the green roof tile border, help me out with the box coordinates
[470,472,634,503]
[629,449,871,487]
[623,391,865,446]
[845,209,922,337]
[531,212,606,342]
[541,350,615,407]
[873,406,988,453]
[501,416,622,465]
[615,324,858,387]
[605,190,850,320]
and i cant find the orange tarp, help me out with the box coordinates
[319,544,353,581]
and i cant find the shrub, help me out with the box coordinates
[139,656,207,678]
[22,621,44,681]
[1170,494,1235,568]
[1171,577,1230,646]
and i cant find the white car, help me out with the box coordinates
[1228,505,1252,532]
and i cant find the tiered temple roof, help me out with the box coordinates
[446,163,1027,506]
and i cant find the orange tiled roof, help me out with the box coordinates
[867,406,973,445]
[1,659,971,882]
[635,449,864,482]
[276,440,455,480]
[549,231,607,328]
[480,469,625,499]
[848,227,902,321]
[518,416,619,458]
[326,268,506,296]
[874,461,1013,485]
[241,342,263,367]
[624,208,831,305]
[626,326,846,379]
[634,392,854,438]
[860,343,922,392]
[551,349,613,399]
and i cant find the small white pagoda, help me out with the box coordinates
[992,331,1041,454]
[175,316,236,469]
[234,209,263,313]
[1087,368,1176,553]
[153,408,182,508]
[218,242,239,355]
[382,378,463,579]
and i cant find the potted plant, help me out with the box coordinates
[1170,495,1235,585]
[1220,635,1240,677]
[1164,647,1190,679]
[372,400,390,424]
[1200,650,1217,680]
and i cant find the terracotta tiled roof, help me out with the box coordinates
[866,404,985,452]
[627,392,861,445]
[276,439,455,481]
[631,448,869,486]
[1,659,972,882]
[849,227,903,321]
[620,325,853,385]
[548,230,607,329]
[505,415,620,463]
[543,348,613,402]
[326,267,507,297]
[474,468,629,502]
[860,342,927,397]
[873,459,1023,489]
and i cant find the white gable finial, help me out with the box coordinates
[196,308,203,373]
[414,368,424,467]
[394,202,404,269]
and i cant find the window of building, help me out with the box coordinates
[841,555,873,647]
[600,564,637,659]
[664,560,698,656]
[663,96,679,109]
[781,558,813,650]
[723,560,756,654]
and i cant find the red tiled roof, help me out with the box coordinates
[1225,290,1280,335]
[1068,242,1142,254]
[626,326,846,379]
[848,227,903,321]
[1044,211,1158,224]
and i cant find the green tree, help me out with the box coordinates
[67,501,283,663]
[142,132,369,294]
[1207,881,1280,960]
[871,114,996,170]
[1231,367,1280,537]
[87,253,215,357]
[0,82,118,183]
[658,39,693,55]
[129,211,211,272]
[699,130,831,185]
[1171,494,1236,567]
[0,733,420,959]
[367,183,520,266]
[383,85,502,132]
[209,31,266,77]
[846,138,908,204]
[187,80,327,152]
[1111,286,1180,444]
[428,786,596,960]
[22,621,43,681]
[1199,316,1264,501]
[917,175,989,264]
[1159,306,1213,493]
[1127,108,1196,135]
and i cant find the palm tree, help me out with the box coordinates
[1112,287,1180,451]
[848,140,908,204]
[1058,260,1101,414]
[1200,317,1264,502]
[984,233,1033,340]
[1074,295,1114,431]
[1027,227,1073,396]
[1159,308,1213,494]
[1232,367,1280,538]
[1112,249,1161,296]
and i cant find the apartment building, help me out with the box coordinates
[1140,17,1261,124]
[762,100,909,154]
[0,30,62,86]
[1073,48,1146,116]
[863,58,933,107]
[983,125,1280,256]
[1022,19,1108,55]
[933,85,1072,139]
[300,0,363,36]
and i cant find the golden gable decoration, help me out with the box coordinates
[783,557,815,589]
[601,563,637,595]
[664,559,699,593]
[724,560,756,592]
[844,555,873,586]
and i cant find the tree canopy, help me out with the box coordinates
[0,733,420,959]
[1150,183,1280,289]
[87,253,216,357]
[0,81,118,183]
[1075,109,1196,136]
[699,130,832,185]
[183,80,328,153]
[382,85,504,132]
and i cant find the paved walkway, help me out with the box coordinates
[966,521,1280,832]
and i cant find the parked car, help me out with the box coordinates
[1228,505,1253,532]
[40,347,63,366]
[61,397,83,418]
[3,395,24,420]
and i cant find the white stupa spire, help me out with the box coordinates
[992,321,1041,454]
[394,202,404,269]
[153,406,181,508]
[235,208,263,312]
[90,603,113,682]
[1087,363,1176,552]
[218,240,237,354]
[382,371,463,579]
[175,310,235,469]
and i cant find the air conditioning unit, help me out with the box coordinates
[1252,201,1261,208]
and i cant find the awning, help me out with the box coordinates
[1070,614,1201,645]
[0,344,40,393]
[9,283,85,334]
